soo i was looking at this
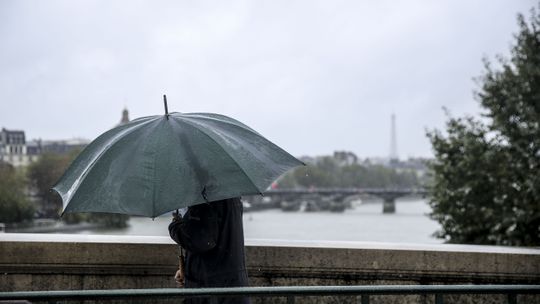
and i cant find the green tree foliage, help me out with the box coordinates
[27,152,73,218]
[0,162,34,223]
[427,9,540,246]
[277,156,420,189]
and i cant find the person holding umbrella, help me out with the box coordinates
[169,197,250,304]
[53,97,303,302]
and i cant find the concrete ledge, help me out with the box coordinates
[1,234,539,291]
[246,239,540,283]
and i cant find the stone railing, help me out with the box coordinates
[1,234,539,303]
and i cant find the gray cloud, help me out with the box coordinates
[0,0,532,158]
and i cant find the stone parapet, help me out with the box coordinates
[246,239,540,285]
[1,234,539,303]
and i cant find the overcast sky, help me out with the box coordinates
[0,1,534,159]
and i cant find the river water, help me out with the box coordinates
[78,199,443,244]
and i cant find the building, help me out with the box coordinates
[39,138,89,155]
[333,151,358,166]
[0,128,32,167]
[119,108,130,125]
[0,109,130,167]
[0,130,89,167]
[26,140,42,162]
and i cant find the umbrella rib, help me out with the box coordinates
[150,120,166,218]
[178,113,304,166]
[173,118,264,195]
[178,112,260,135]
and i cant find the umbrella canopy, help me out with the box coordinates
[53,109,303,218]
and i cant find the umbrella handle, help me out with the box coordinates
[175,247,185,288]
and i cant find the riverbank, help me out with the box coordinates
[5,221,105,233]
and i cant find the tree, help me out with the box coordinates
[0,162,34,223]
[276,154,420,189]
[427,8,540,246]
[28,152,74,218]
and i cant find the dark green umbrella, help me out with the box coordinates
[53,97,303,218]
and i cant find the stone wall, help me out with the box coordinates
[1,234,539,303]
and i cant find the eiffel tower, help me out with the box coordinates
[389,113,398,163]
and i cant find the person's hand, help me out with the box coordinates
[174,269,185,287]
[172,208,188,222]
[172,209,180,222]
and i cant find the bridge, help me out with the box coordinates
[247,188,428,213]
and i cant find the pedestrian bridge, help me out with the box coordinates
[0,234,538,303]
[250,188,427,213]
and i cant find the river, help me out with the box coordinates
[76,199,443,244]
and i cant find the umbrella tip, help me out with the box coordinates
[163,94,169,119]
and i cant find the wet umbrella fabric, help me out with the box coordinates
[53,112,303,218]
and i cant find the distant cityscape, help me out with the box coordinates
[0,110,429,173]
[298,113,429,175]
[298,152,428,176]
[0,109,130,167]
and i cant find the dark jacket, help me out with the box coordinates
[169,198,250,303]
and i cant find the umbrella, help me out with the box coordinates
[53,96,303,218]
